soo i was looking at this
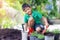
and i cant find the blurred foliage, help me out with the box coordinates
[52,29,60,34]
[52,0,57,11]
[2,17,16,28]
[49,0,60,19]
[35,0,48,5]
[31,31,44,39]
[0,0,20,28]
[0,8,6,28]
[56,13,60,19]
[30,0,49,18]
[5,0,25,16]
[0,0,59,29]
[36,4,48,17]
[6,0,21,10]
[5,0,59,19]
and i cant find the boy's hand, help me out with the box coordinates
[42,25,49,34]
[45,23,49,29]
[42,29,46,34]
[27,27,34,35]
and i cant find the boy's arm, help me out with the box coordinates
[42,16,49,28]
[37,11,49,34]
[42,16,49,34]
[37,11,49,27]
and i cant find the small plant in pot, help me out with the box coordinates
[44,30,54,40]
[52,29,60,40]
[37,34,44,40]
[44,30,54,36]
[30,31,44,40]
[52,29,60,35]
[30,32,38,40]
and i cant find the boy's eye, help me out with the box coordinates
[24,9,29,12]
[24,7,31,12]
[27,8,29,10]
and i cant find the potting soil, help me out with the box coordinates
[0,29,22,40]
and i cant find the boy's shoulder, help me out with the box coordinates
[32,10,38,13]
[24,14,29,18]
[32,10,41,14]
[32,10,41,15]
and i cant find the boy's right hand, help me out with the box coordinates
[27,27,34,35]
[42,25,49,34]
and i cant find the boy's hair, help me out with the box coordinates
[22,3,31,10]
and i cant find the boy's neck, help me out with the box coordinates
[29,15,32,17]
[28,13,32,17]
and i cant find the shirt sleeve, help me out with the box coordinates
[37,12,43,19]
[24,16,28,23]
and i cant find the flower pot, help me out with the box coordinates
[30,36,44,40]
[35,38,39,40]
[59,35,60,40]
[44,32,54,40]
[54,34,59,40]
[38,38,44,40]
[30,36,36,40]
[45,36,54,40]
[22,31,28,40]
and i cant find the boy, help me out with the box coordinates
[22,3,49,34]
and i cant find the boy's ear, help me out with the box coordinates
[23,10,25,11]
[30,7,32,9]
[23,9,25,12]
[23,10,25,12]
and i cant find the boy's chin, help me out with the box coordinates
[28,12,32,15]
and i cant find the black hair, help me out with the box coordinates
[22,3,31,10]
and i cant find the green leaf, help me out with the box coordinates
[37,34,44,39]
[52,29,60,34]
[31,31,44,39]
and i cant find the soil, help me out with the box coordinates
[0,29,22,40]
[44,32,54,36]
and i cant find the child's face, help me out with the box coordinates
[23,7,32,15]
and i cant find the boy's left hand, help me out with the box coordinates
[45,23,49,29]
[42,29,46,34]
[42,24,49,34]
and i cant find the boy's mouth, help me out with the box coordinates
[28,12,32,15]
